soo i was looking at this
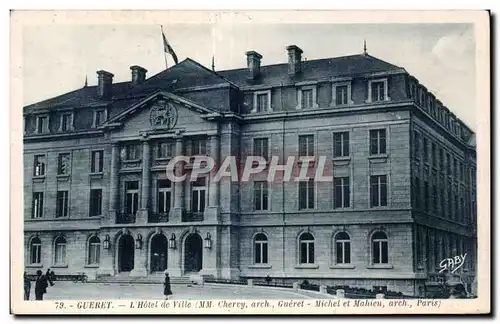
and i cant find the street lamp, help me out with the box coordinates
[168,233,176,249]
[135,234,143,249]
[204,233,212,249]
[103,235,110,250]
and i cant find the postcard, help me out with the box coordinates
[10,9,490,315]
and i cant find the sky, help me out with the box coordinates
[22,22,476,130]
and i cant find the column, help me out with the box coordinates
[205,134,220,222]
[171,136,185,222]
[137,139,151,224]
[108,143,120,224]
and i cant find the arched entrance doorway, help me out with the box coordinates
[184,233,203,273]
[150,234,168,273]
[118,234,135,272]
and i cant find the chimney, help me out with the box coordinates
[286,45,303,76]
[96,70,114,98]
[130,65,148,86]
[245,51,262,80]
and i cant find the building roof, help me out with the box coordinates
[217,53,404,86]
[24,53,403,112]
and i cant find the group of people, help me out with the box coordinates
[24,268,55,300]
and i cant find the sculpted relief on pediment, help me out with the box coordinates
[149,99,178,130]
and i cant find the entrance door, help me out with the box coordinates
[184,234,203,273]
[118,234,135,272]
[150,234,168,272]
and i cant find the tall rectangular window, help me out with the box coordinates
[192,138,207,156]
[301,89,313,109]
[423,137,428,163]
[32,192,44,218]
[94,109,106,127]
[370,129,386,155]
[125,181,139,215]
[253,138,269,160]
[414,131,421,159]
[254,181,269,211]
[61,113,72,131]
[91,150,104,173]
[34,155,46,176]
[299,179,315,210]
[460,162,464,182]
[125,144,140,160]
[36,116,48,133]
[89,189,102,216]
[446,154,451,175]
[371,81,385,102]
[370,175,388,207]
[157,179,172,214]
[336,85,348,105]
[334,177,350,208]
[56,190,69,217]
[424,180,429,212]
[439,148,444,170]
[333,132,349,157]
[432,182,438,213]
[447,186,453,219]
[57,153,71,175]
[414,177,420,208]
[191,178,206,213]
[298,135,314,157]
[432,143,437,166]
[157,142,175,159]
[256,93,269,112]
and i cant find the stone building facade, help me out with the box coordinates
[23,45,477,296]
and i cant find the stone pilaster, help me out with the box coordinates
[171,136,185,222]
[137,139,151,224]
[108,143,120,225]
[205,134,220,222]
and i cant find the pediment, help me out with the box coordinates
[103,91,222,137]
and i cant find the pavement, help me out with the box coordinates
[30,282,335,300]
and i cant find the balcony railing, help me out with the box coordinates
[116,213,136,224]
[148,213,169,223]
[182,212,204,222]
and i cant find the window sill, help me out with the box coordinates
[56,174,70,180]
[84,265,100,269]
[32,176,45,182]
[367,264,393,270]
[296,159,315,166]
[26,264,43,268]
[156,157,172,161]
[89,214,102,218]
[89,172,103,179]
[51,264,68,268]
[368,154,388,163]
[295,264,319,269]
[332,156,351,166]
[123,159,141,163]
[248,265,272,269]
[330,264,356,269]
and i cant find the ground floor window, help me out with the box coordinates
[88,236,100,265]
[372,231,388,264]
[30,237,41,264]
[299,232,315,264]
[254,233,268,264]
[54,236,67,265]
[335,232,351,264]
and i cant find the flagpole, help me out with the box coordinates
[161,25,168,70]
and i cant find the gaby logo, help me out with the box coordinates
[439,253,467,274]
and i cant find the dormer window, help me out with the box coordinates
[252,90,272,113]
[36,115,49,134]
[92,109,107,128]
[331,81,353,107]
[296,85,318,110]
[411,84,417,100]
[429,98,435,116]
[420,91,426,108]
[367,79,389,103]
[59,112,74,132]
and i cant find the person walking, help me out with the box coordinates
[23,272,31,300]
[163,271,172,300]
[46,268,54,286]
[34,270,48,300]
